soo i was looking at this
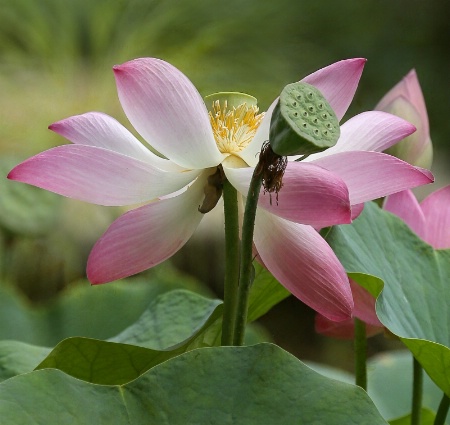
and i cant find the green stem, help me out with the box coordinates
[354,318,367,390]
[221,180,240,346]
[232,168,263,346]
[411,357,423,425]
[434,393,450,425]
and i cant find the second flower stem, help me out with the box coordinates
[354,318,367,390]
[411,356,423,425]
[232,168,263,346]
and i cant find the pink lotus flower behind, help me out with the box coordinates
[316,186,450,338]
[8,58,433,322]
[376,69,433,169]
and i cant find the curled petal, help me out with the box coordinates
[420,185,450,249]
[309,111,416,160]
[302,58,366,121]
[113,58,224,169]
[224,162,351,227]
[383,190,426,240]
[8,145,200,206]
[87,175,207,283]
[311,151,434,205]
[253,209,353,321]
[239,99,278,167]
[49,112,182,172]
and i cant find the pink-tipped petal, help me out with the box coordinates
[420,185,450,249]
[302,58,366,121]
[224,162,351,227]
[8,145,199,206]
[383,190,426,240]
[87,174,206,283]
[309,111,416,160]
[311,151,434,205]
[113,58,224,169]
[315,278,383,339]
[376,69,429,135]
[49,112,182,172]
[253,209,353,321]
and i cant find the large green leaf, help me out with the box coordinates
[327,201,450,396]
[0,344,387,424]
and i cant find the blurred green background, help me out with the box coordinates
[0,0,449,370]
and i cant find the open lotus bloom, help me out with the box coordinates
[316,186,449,338]
[376,69,433,169]
[8,57,433,322]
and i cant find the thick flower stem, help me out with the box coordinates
[411,357,423,425]
[354,318,367,390]
[232,169,264,346]
[434,393,450,425]
[221,180,240,346]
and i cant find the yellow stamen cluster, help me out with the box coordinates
[209,100,264,154]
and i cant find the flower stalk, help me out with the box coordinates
[411,357,423,425]
[232,166,264,346]
[354,317,368,390]
[221,179,240,346]
[434,393,450,425]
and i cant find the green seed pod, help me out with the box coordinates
[269,82,340,156]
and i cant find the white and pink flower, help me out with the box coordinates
[8,57,433,322]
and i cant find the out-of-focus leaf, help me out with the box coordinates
[0,263,209,346]
[388,409,436,425]
[0,157,61,236]
[0,341,50,382]
[247,262,290,322]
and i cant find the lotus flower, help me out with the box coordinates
[8,58,432,322]
[376,69,433,169]
[316,186,449,338]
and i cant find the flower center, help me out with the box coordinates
[209,100,264,155]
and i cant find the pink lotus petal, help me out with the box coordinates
[302,58,366,121]
[383,190,426,240]
[8,145,200,206]
[376,69,429,135]
[253,209,353,321]
[350,279,382,327]
[315,279,383,339]
[49,112,182,172]
[223,162,351,227]
[309,111,416,160]
[421,185,450,249]
[113,58,224,170]
[87,174,206,283]
[311,151,434,205]
[315,315,383,340]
